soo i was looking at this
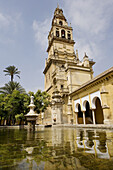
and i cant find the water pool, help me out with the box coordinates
[0,127,113,169]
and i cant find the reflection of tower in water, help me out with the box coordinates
[52,128,63,146]
[51,128,76,155]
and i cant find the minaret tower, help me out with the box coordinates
[43,5,95,124]
[43,5,76,94]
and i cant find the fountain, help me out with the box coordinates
[25,96,38,131]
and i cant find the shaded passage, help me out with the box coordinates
[95,97,104,124]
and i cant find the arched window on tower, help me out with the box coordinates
[56,28,59,37]
[61,85,64,89]
[59,21,63,26]
[67,31,71,40]
[61,29,65,38]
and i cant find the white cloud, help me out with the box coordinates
[0,13,10,28]
[0,12,22,32]
[11,13,23,33]
[64,0,113,35]
[63,0,113,61]
[0,11,23,45]
[32,18,51,49]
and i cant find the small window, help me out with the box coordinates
[53,118,56,122]
[61,29,65,38]
[59,21,63,26]
[67,33,71,40]
[61,85,64,89]
[56,30,59,37]
[53,78,56,85]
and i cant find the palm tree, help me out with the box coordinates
[3,65,20,82]
[0,81,26,94]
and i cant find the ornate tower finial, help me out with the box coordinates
[57,3,59,8]
[84,52,88,58]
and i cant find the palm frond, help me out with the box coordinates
[0,82,26,95]
[3,65,21,82]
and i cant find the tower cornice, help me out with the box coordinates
[43,56,93,75]
[53,23,73,29]
[47,36,75,52]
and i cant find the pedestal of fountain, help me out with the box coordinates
[25,96,38,131]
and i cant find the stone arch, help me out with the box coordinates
[75,103,80,112]
[67,31,71,40]
[56,30,59,37]
[59,21,63,26]
[92,96,102,109]
[61,29,65,38]
[94,97,104,124]
[83,100,88,111]
[83,101,93,124]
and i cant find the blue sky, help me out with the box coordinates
[0,0,113,92]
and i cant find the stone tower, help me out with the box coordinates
[43,5,95,124]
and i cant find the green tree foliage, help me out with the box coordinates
[0,90,50,125]
[0,94,6,125]
[0,66,50,125]
[35,90,50,113]
[0,81,26,95]
[0,91,30,125]
[3,65,20,82]
[29,90,51,113]
[15,113,25,125]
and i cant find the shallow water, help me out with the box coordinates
[0,127,113,170]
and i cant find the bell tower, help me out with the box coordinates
[43,5,95,124]
[43,5,77,95]
[47,5,75,61]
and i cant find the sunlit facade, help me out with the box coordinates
[42,5,113,125]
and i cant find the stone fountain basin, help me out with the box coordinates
[25,113,38,121]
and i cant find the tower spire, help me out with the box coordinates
[57,3,59,9]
